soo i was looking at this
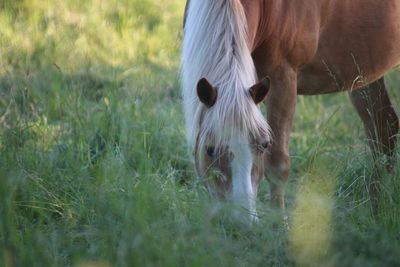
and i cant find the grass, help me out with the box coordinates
[1,1,400,266]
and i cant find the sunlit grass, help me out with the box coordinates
[0,0,183,72]
[289,161,336,266]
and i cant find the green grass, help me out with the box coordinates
[1,1,400,266]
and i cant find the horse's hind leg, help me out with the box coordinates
[349,77,399,212]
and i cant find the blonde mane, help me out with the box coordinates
[181,0,270,149]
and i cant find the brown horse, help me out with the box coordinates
[182,0,400,225]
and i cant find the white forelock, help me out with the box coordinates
[181,0,270,150]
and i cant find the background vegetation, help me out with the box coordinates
[0,0,399,266]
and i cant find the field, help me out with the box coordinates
[0,1,399,266]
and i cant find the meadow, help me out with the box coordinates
[0,1,399,266]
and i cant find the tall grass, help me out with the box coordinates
[0,1,399,266]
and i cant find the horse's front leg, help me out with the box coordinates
[264,66,297,211]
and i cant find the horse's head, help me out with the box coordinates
[194,77,271,224]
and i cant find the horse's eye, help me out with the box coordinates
[262,141,270,149]
[206,146,215,157]
[256,141,270,153]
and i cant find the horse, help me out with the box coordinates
[181,0,400,225]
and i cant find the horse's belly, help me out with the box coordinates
[297,57,400,95]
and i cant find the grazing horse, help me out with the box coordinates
[181,0,400,224]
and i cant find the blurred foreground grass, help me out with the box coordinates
[0,1,400,266]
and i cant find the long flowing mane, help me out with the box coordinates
[181,0,270,149]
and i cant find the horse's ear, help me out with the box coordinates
[249,77,270,104]
[197,78,217,107]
